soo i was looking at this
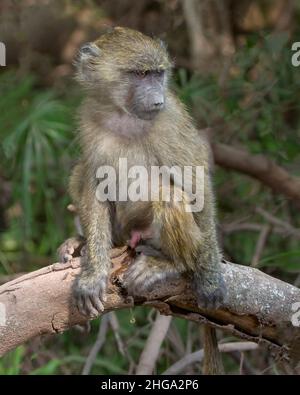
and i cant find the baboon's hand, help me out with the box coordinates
[57,236,85,263]
[193,268,227,310]
[123,254,180,295]
[74,268,108,317]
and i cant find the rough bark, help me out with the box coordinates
[0,247,299,365]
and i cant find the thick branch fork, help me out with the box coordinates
[0,248,299,364]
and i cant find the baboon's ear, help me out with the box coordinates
[158,39,167,50]
[75,42,101,84]
[78,42,101,60]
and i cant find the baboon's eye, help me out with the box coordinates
[132,70,149,78]
[130,69,164,79]
[154,70,165,77]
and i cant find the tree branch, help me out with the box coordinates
[0,247,299,365]
[136,313,172,375]
[181,0,215,69]
[162,341,259,375]
[212,143,300,206]
[81,314,109,375]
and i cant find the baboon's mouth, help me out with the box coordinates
[138,109,161,120]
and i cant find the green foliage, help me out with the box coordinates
[175,32,300,165]
[0,346,25,374]
[0,71,79,263]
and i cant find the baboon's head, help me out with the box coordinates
[75,27,172,120]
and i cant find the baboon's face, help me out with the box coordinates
[123,68,166,120]
[75,28,172,121]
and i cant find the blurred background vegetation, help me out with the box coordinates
[0,0,299,375]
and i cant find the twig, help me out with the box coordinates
[108,312,136,373]
[136,314,172,375]
[167,323,185,358]
[162,342,258,375]
[256,207,300,238]
[251,225,271,267]
[108,311,126,357]
[223,223,265,233]
[222,222,300,241]
[81,314,109,375]
[239,352,245,375]
[229,351,256,375]
[186,321,193,355]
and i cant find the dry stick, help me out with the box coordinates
[184,321,194,374]
[223,223,266,233]
[222,222,300,238]
[136,314,172,375]
[186,321,193,355]
[108,311,136,373]
[251,225,271,267]
[0,252,300,364]
[213,0,235,57]
[212,143,300,207]
[167,323,186,358]
[229,351,256,375]
[81,314,109,375]
[181,0,214,67]
[109,311,126,357]
[256,207,300,238]
[222,222,300,241]
[239,352,245,375]
[162,342,258,375]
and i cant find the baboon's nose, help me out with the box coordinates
[154,101,164,109]
[151,97,164,111]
